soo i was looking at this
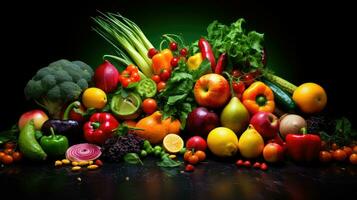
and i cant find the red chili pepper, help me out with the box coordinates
[285,128,321,162]
[119,65,141,88]
[198,38,216,72]
[83,113,119,145]
[214,53,227,74]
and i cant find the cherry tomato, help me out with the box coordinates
[95,159,103,167]
[243,160,251,168]
[232,81,245,95]
[142,98,158,115]
[319,151,332,163]
[120,78,131,88]
[185,164,195,172]
[253,162,261,169]
[160,69,171,82]
[333,149,347,162]
[0,152,5,159]
[331,143,339,150]
[352,145,357,154]
[260,162,268,171]
[126,65,138,73]
[249,69,262,78]
[170,57,179,67]
[157,81,166,92]
[194,150,206,161]
[4,142,16,149]
[350,153,357,165]
[169,42,178,51]
[151,75,161,84]
[180,48,188,57]
[131,72,140,82]
[12,152,22,162]
[4,148,13,155]
[148,48,158,58]
[1,155,13,165]
[184,150,193,161]
[232,69,242,78]
[242,74,255,86]
[188,155,199,165]
[342,146,353,157]
[236,159,244,167]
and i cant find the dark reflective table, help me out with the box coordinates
[1,158,356,200]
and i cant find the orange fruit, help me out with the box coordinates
[292,83,327,114]
[82,87,107,109]
[163,134,184,153]
[163,118,181,135]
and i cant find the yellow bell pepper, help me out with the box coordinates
[187,53,203,70]
[242,81,275,114]
[152,49,173,74]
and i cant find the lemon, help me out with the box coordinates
[163,134,184,154]
[207,127,239,157]
[82,87,107,109]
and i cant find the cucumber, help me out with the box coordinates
[262,79,296,112]
[264,73,297,94]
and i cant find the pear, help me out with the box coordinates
[238,125,265,159]
[220,97,250,134]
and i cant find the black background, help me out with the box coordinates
[1,0,356,130]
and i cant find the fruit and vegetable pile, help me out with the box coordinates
[1,12,357,172]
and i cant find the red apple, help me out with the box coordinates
[193,74,230,108]
[18,110,49,130]
[263,143,284,163]
[187,107,220,137]
[250,111,279,140]
[186,136,207,151]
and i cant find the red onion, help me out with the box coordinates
[66,143,102,162]
[94,60,120,93]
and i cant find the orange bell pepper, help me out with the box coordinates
[242,81,275,114]
[152,49,173,75]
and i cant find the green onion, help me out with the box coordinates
[92,12,154,77]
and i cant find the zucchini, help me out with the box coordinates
[264,73,297,94]
[262,79,296,112]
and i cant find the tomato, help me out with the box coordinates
[160,69,171,82]
[185,164,195,172]
[260,162,268,171]
[170,57,179,67]
[148,48,158,58]
[4,148,13,155]
[12,152,22,162]
[142,98,158,115]
[120,78,131,88]
[180,48,188,57]
[0,152,5,159]
[342,146,353,157]
[184,150,193,161]
[1,155,13,165]
[242,74,255,86]
[243,160,251,168]
[253,162,261,169]
[232,69,242,78]
[157,81,166,92]
[131,72,141,82]
[169,42,178,51]
[333,149,347,162]
[319,151,332,163]
[188,155,199,165]
[236,159,244,167]
[352,145,357,154]
[4,142,16,149]
[195,150,206,161]
[232,81,245,95]
[331,143,339,150]
[151,75,161,84]
[126,65,138,73]
[350,153,357,165]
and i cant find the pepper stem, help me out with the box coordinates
[63,101,81,120]
[91,122,100,129]
[300,127,307,135]
[50,127,56,137]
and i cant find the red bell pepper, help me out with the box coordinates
[285,128,321,162]
[83,113,119,144]
[198,38,216,72]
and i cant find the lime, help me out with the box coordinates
[110,93,141,120]
[136,79,157,98]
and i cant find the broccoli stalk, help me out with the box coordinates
[34,98,64,119]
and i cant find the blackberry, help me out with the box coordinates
[101,134,144,162]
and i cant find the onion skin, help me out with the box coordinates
[279,114,307,139]
[66,143,102,162]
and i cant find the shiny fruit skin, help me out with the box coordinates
[186,136,207,151]
[333,149,347,162]
[18,110,49,130]
[319,151,332,163]
[207,127,239,157]
[349,153,357,165]
[82,87,107,109]
[292,83,327,114]
[194,74,230,108]
[263,143,284,163]
[142,98,158,115]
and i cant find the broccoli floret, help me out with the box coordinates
[77,78,88,90]
[59,82,82,100]
[41,75,57,90]
[24,59,93,119]
[24,80,44,99]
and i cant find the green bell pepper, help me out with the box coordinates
[40,127,69,157]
